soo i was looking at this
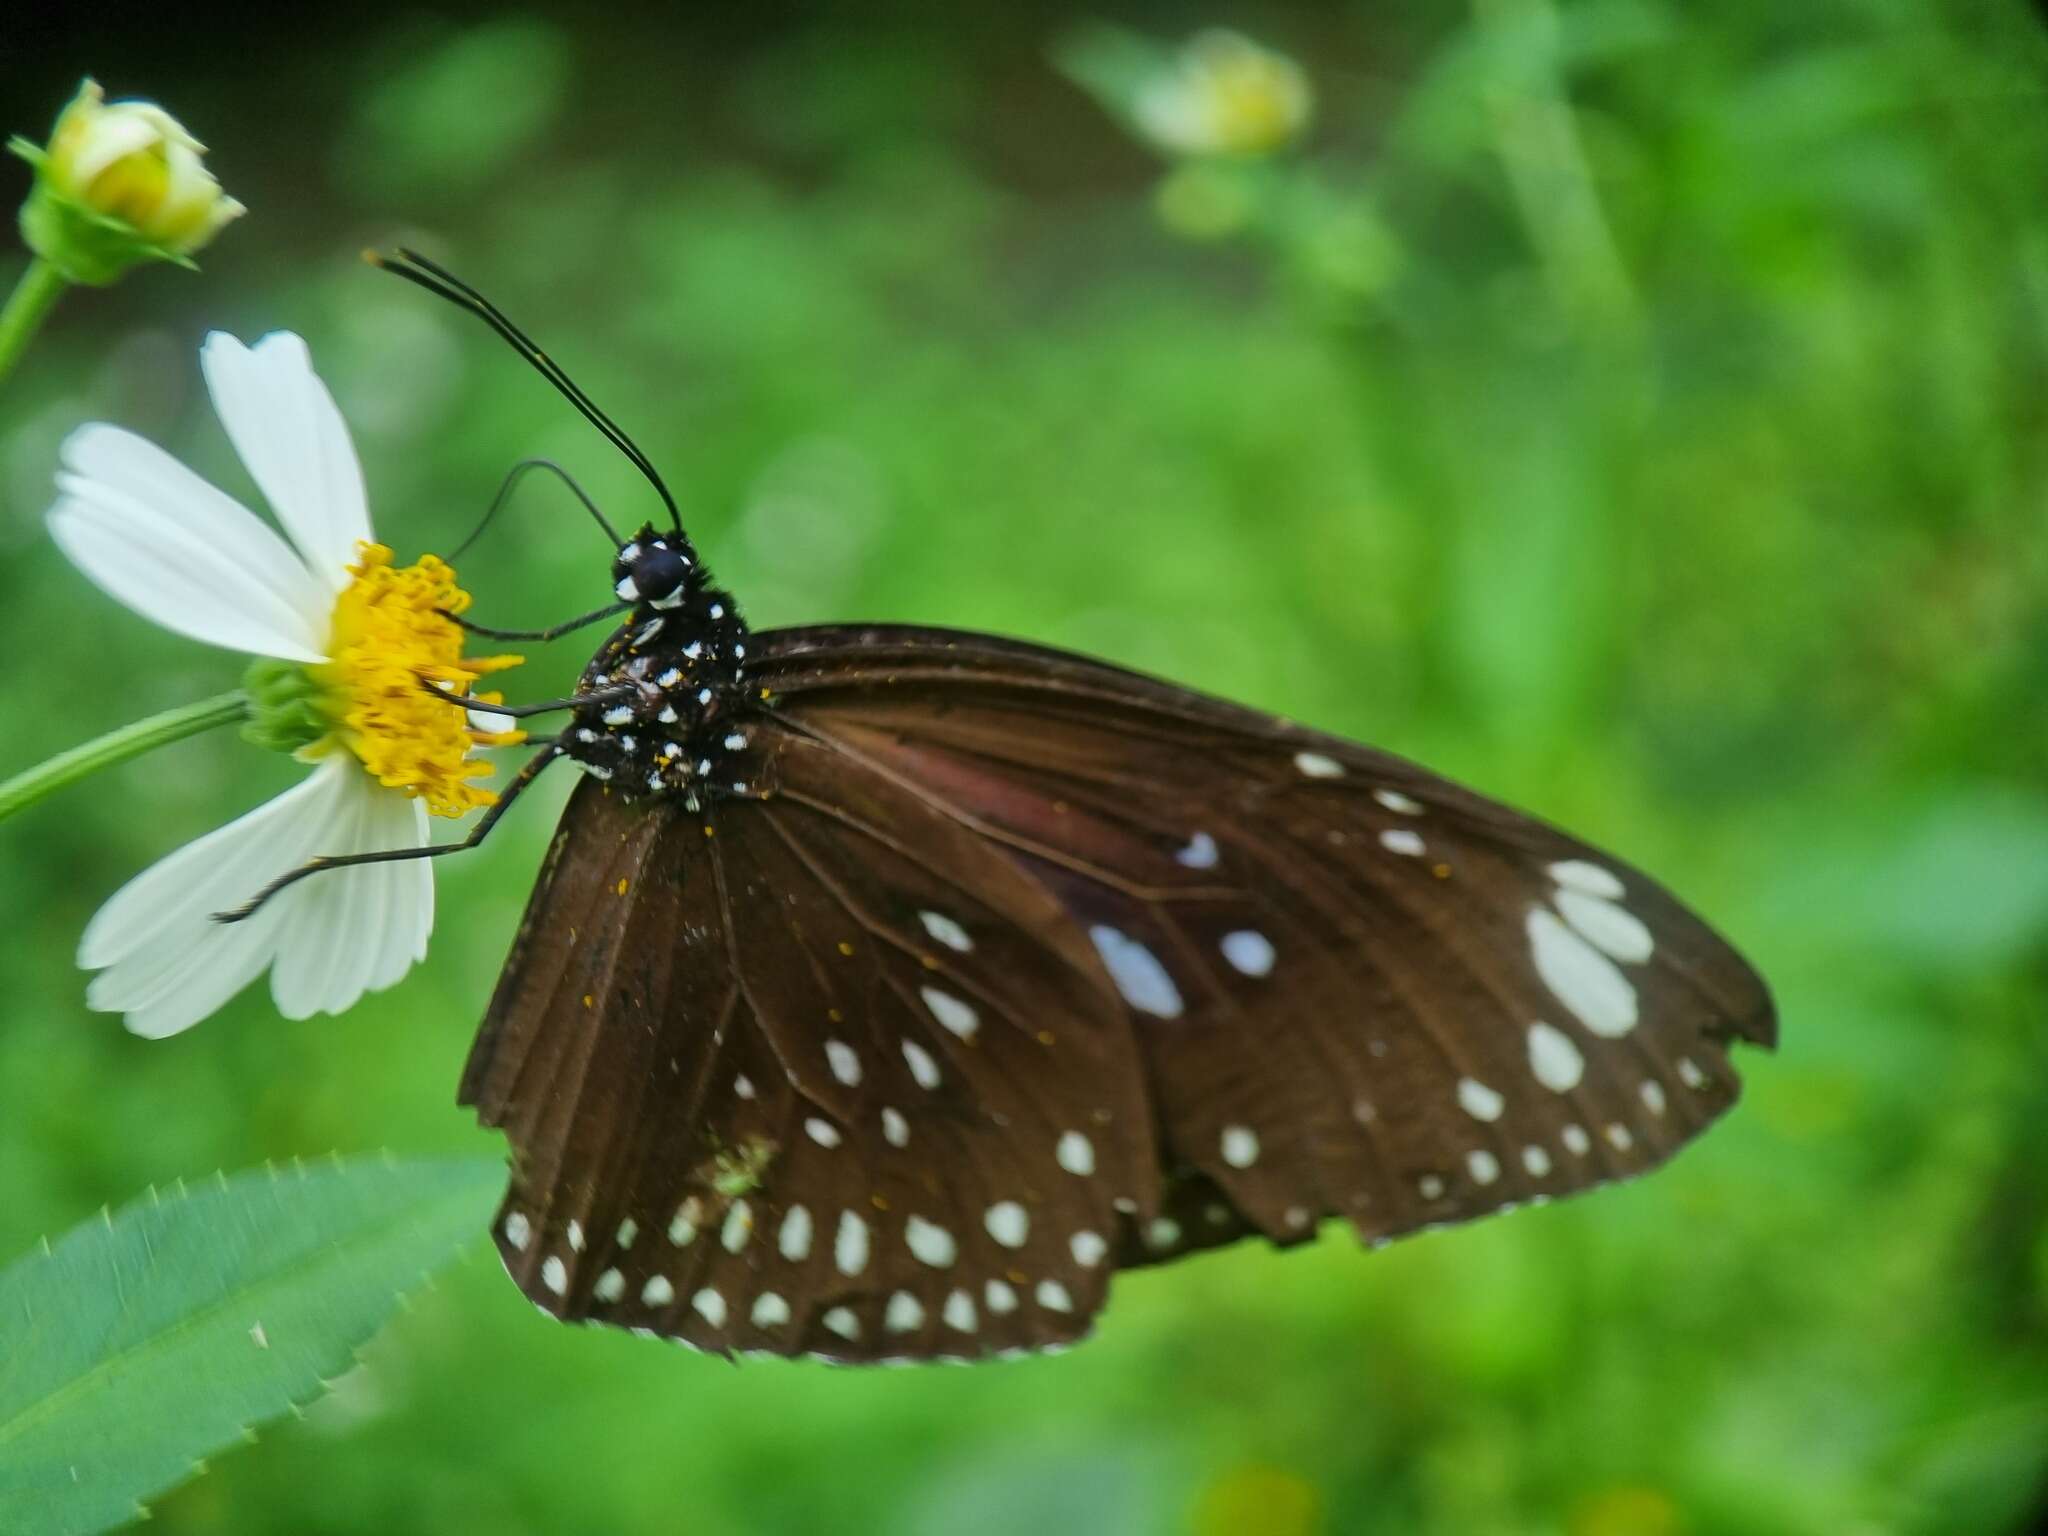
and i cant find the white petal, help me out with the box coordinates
[271,765,428,1018]
[49,425,328,661]
[79,757,431,1037]
[201,332,371,590]
[270,765,369,1018]
[81,762,340,969]
[365,799,433,991]
[68,113,164,188]
[82,761,356,1036]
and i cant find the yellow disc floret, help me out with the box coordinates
[310,542,524,817]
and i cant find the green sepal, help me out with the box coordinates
[12,138,201,286]
[240,658,333,755]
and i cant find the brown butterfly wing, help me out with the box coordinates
[463,623,1773,1359]
[756,626,1774,1259]
[462,725,1157,1361]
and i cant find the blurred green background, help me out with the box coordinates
[4,2,2047,1532]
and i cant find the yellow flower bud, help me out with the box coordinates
[1133,32,1313,159]
[12,80,244,283]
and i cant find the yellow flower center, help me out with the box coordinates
[310,543,523,818]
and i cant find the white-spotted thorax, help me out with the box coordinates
[564,520,754,807]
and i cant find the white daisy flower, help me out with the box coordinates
[49,331,521,1039]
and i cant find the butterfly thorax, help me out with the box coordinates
[561,522,753,805]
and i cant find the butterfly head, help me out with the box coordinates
[612,523,698,612]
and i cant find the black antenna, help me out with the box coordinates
[368,248,682,533]
[454,458,622,558]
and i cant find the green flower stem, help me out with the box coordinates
[0,691,248,825]
[0,257,70,389]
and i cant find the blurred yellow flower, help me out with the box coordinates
[12,79,243,282]
[1134,31,1313,158]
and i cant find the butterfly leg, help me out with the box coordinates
[417,681,634,718]
[210,745,563,924]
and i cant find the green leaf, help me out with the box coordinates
[0,1157,503,1536]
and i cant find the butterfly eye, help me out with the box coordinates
[617,545,691,607]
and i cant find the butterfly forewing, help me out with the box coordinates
[467,623,1772,1361]
[757,626,1775,1254]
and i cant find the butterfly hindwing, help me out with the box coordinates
[464,723,1159,1360]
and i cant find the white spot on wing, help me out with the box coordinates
[1467,1149,1500,1186]
[1527,1021,1585,1091]
[1146,1217,1181,1251]
[902,1039,942,1090]
[1294,751,1345,779]
[905,1215,958,1268]
[1071,1230,1108,1267]
[1555,888,1654,964]
[985,1201,1029,1248]
[503,1212,531,1251]
[1220,1125,1259,1169]
[615,1217,638,1249]
[1036,1280,1075,1313]
[779,1205,813,1262]
[1562,1124,1592,1156]
[1640,1079,1667,1116]
[1526,908,1638,1037]
[1677,1057,1707,1090]
[540,1256,567,1295]
[943,1290,977,1332]
[1220,930,1276,978]
[593,1268,625,1303]
[984,1279,1019,1314]
[721,1200,752,1253]
[823,1306,859,1340]
[641,1274,675,1306]
[1457,1077,1505,1122]
[752,1292,791,1328]
[1176,831,1220,869]
[918,910,973,952]
[835,1212,870,1276]
[882,1107,910,1147]
[1374,788,1423,814]
[668,1204,699,1246]
[1549,859,1624,898]
[1379,828,1426,857]
[1056,1130,1096,1176]
[1088,925,1184,1018]
[1522,1145,1552,1178]
[920,986,979,1040]
[885,1292,924,1333]
[806,1117,843,1148]
[825,1039,862,1086]
[1418,1174,1446,1200]
[692,1287,727,1327]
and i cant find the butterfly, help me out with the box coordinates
[237,251,1775,1363]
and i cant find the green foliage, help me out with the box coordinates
[3,2,2046,1532]
[0,1159,501,1534]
